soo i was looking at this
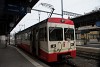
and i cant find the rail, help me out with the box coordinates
[77,50,100,60]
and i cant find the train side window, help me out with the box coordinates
[45,27,47,41]
[39,27,47,41]
[27,31,31,40]
[21,34,24,40]
[25,33,28,40]
[39,28,44,41]
[23,33,26,40]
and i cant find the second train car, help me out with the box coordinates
[15,17,76,62]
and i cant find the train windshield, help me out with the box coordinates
[64,28,74,41]
[49,27,63,41]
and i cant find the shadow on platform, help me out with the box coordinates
[0,46,35,67]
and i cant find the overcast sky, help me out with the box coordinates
[11,0,100,34]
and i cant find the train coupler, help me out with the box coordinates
[62,55,78,67]
[59,55,72,62]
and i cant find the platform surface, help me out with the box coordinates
[0,46,36,67]
[77,43,100,48]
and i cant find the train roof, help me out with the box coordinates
[16,18,48,35]
[15,17,74,35]
[48,18,74,25]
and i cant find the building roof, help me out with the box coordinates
[0,0,39,35]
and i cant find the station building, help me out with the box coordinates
[76,25,100,45]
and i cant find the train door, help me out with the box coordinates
[31,29,40,56]
[35,29,40,56]
[32,27,47,56]
[30,30,36,54]
[36,27,47,56]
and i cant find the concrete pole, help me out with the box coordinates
[61,0,63,19]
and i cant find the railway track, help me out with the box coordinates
[46,50,100,67]
[77,50,100,60]
[49,61,78,67]
[76,46,100,60]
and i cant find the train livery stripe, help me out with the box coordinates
[48,18,74,25]
[39,49,57,62]
[39,49,76,62]
[19,44,30,53]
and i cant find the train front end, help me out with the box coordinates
[46,18,76,62]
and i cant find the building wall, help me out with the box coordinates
[76,26,100,45]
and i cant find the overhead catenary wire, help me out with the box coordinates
[31,9,82,17]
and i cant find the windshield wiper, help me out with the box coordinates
[65,28,69,33]
[50,25,57,33]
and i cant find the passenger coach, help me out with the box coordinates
[15,17,76,62]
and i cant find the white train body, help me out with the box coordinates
[15,18,76,62]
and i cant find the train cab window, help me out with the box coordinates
[64,28,74,41]
[49,27,63,41]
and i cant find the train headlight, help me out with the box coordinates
[51,44,56,48]
[61,19,65,23]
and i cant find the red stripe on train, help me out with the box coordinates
[48,18,74,25]
[39,49,57,62]
[39,49,76,62]
[18,44,30,53]
[17,43,76,62]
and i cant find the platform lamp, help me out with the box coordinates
[9,22,14,28]
[9,22,15,45]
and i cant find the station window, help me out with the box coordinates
[89,34,99,39]
[76,34,81,40]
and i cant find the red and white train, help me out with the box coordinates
[15,17,76,62]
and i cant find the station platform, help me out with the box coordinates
[76,43,100,54]
[76,43,100,49]
[77,43,100,48]
[0,45,46,67]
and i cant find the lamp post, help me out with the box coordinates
[61,0,63,19]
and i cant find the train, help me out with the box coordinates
[15,17,76,62]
